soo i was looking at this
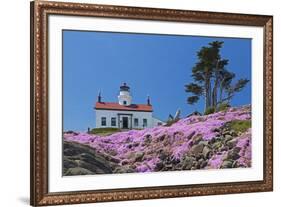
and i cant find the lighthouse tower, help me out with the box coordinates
[118,83,132,106]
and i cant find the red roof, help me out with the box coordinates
[95,102,153,112]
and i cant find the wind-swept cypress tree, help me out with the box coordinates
[185,41,249,113]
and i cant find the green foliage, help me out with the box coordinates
[204,106,215,115]
[185,41,249,113]
[90,128,121,136]
[165,118,180,127]
[185,83,203,95]
[187,96,199,105]
[227,120,251,133]
[165,109,181,126]
[217,102,230,112]
[224,79,250,103]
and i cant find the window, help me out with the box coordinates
[111,117,116,126]
[143,118,147,127]
[123,101,127,105]
[134,118,139,127]
[101,117,106,126]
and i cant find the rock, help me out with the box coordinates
[127,144,133,149]
[192,161,197,167]
[104,155,121,163]
[144,135,152,144]
[221,160,233,168]
[186,131,196,139]
[198,140,209,146]
[171,158,180,165]
[65,167,93,176]
[63,141,116,175]
[233,146,242,154]
[114,166,135,173]
[198,158,204,163]
[163,139,170,146]
[165,163,173,169]
[202,146,213,159]
[133,142,139,147]
[192,134,203,145]
[158,151,168,161]
[63,157,77,169]
[134,152,145,162]
[195,153,204,161]
[64,147,83,156]
[182,156,194,170]
[155,161,164,171]
[120,159,129,165]
[222,130,231,136]
[212,128,221,133]
[232,160,238,168]
[224,134,233,141]
[229,129,237,136]
[158,135,166,142]
[107,149,118,156]
[227,148,241,160]
[190,143,205,156]
[195,162,201,169]
[200,160,208,168]
[77,160,107,174]
[212,141,222,150]
[220,146,229,152]
[209,137,217,144]
[226,138,238,149]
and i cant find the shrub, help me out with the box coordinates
[164,109,181,127]
[217,102,230,112]
[227,120,251,133]
[165,118,180,127]
[204,106,215,115]
[90,128,121,136]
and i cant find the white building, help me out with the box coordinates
[94,83,165,129]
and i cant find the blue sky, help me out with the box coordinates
[63,30,251,131]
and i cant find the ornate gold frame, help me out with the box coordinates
[30,0,273,206]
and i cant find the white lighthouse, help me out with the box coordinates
[94,83,165,129]
[118,83,132,106]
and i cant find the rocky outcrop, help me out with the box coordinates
[64,105,251,175]
[63,141,119,176]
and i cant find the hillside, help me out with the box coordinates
[63,105,251,175]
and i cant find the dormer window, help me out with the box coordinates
[123,101,127,105]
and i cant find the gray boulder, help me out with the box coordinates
[65,167,93,176]
[221,160,234,168]
[190,143,205,156]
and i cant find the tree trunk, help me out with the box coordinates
[204,83,209,111]
[212,79,218,109]
[219,84,223,104]
[212,60,220,110]
[205,78,211,110]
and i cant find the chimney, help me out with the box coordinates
[147,95,151,105]
[97,91,102,102]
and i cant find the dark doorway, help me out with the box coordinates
[122,117,128,129]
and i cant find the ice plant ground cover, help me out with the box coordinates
[63,105,251,175]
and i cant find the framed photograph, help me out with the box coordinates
[30,1,273,206]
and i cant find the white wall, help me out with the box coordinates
[0,0,280,207]
[95,109,153,128]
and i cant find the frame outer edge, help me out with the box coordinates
[30,1,274,206]
[265,16,273,191]
[30,1,35,206]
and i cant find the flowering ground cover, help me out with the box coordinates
[63,105,251,175]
